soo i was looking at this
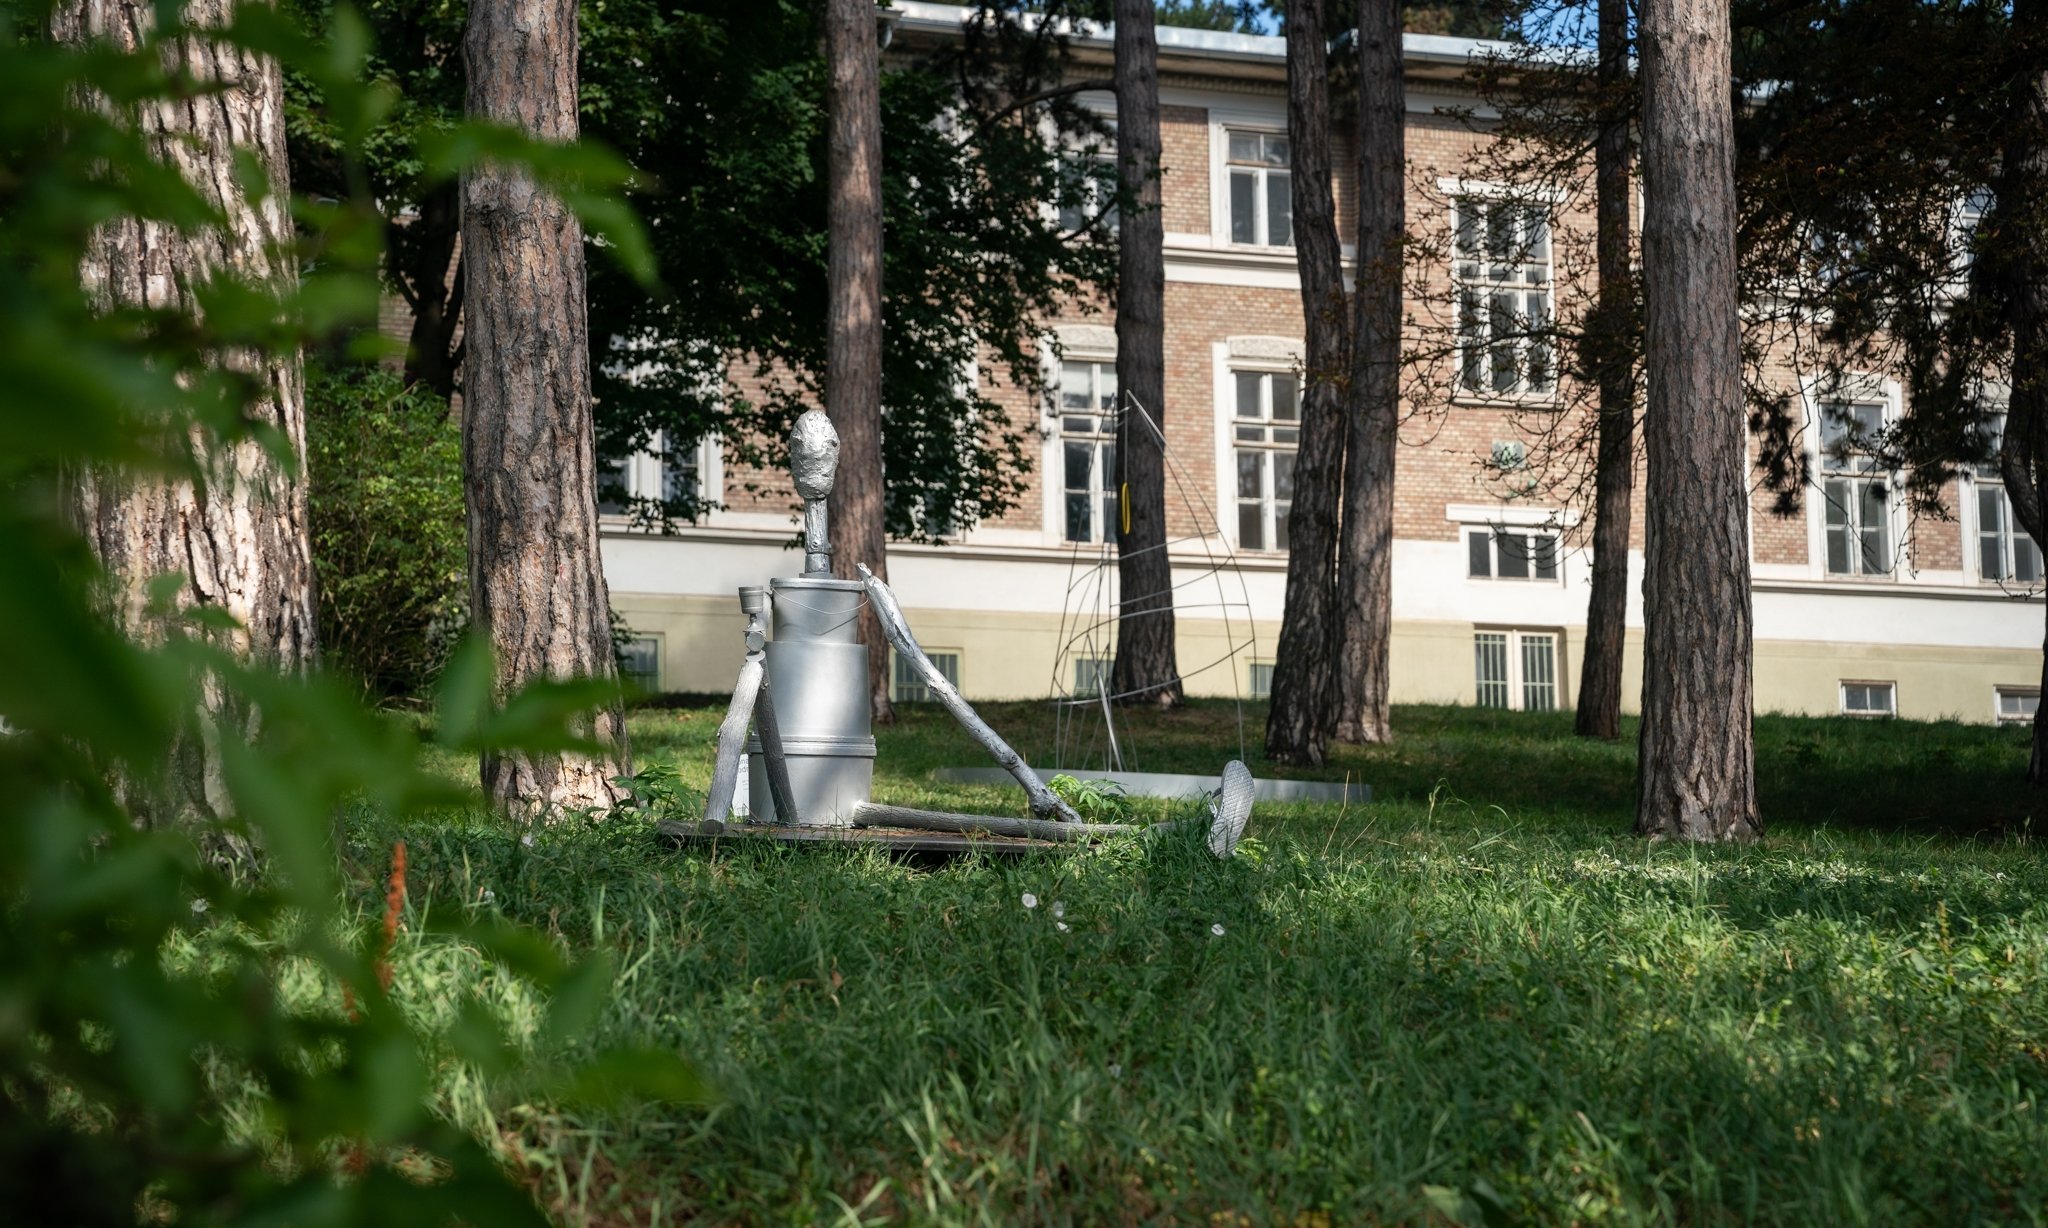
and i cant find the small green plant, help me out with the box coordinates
[612,762,698,820]
[1048,773,1132,823]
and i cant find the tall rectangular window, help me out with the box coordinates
[1818,399,1892,576]
[1232,370,1299,552]
[1247,661,1274,699]
[1975,412,2043,584]
[1475,630,1557,711]
[1453,196,1553,398]
[1059,360,1119,543]
[1058,151,1118,236]
[1226,131,1292,247]
[618,637,661,694]
[894,650,961,703]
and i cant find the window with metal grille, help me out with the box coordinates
[1453,196,1553,398]
[1059,360,1119,544]
[618,637,661,694]
[1233,369,1299,552]
[1818,399,1892,576]
[1840,680,1895,717]
[1073,657,1112,698]
[1226,131,1292,247]
[1475,630,1558,712]
[893,651,960,703]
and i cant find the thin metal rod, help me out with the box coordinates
[1097,683,1124,773]
[753,668,802,825]
[852,803,1150,842]
[703,654,764,832]
[855,563,1081,822]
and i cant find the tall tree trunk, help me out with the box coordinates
[823,0,895,724]
[462,0,628,815]
[1634,0,1758,839]
[1109,0,1183,709]
[57,0,316,828]
[1266,0,1349,765]
[1334,0,1403,746]
[1994,0,2048,785]
[1574,0,1638,741]
[399,180,464,399]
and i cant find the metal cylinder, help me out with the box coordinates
[746,576,874,824]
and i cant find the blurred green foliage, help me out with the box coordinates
[0,4,693,1221]
[306,362,468,705]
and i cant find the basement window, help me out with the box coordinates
[1839,680,1896,717]
[893,651,960,703]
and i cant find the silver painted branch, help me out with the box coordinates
[852,803,1146,841]
[753,667,802,824]
[702,654,764,833]
[854,563,1082,822]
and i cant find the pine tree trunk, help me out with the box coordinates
[823,0,896,725]
[400,180,464,400]
[1110,0,1183,708]
[1334,0,1402,746]
[57,0,316,827]
[1574,0,1637,742]
[1993,4,2048,785]
[462,0,628,815]
[1266,0,1348,765]
[1634,0,1759,840]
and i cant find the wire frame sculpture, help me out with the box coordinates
[1047,391,1261,775]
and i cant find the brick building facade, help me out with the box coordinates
[601,2,2043,725]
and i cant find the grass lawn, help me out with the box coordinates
[354,702,2048,1225]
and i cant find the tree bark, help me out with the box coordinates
[1634,0,1759,840]
[1266,0,1349,765]
[823,0,896,725]
[57,0,317,827]
[399,180,464,399]
[462,0,628,815]
[1994,0,2048,785]
[1574,0,1638,741]
[1333,0,1403,746]
[1109,0,1183,709]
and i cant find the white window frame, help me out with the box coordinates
[1996,686,2039,726]
[1446,183,1557,404]
[1474,628,1562,712]
[1839,679,1896,717]
[1799,374,1903,580]
[618,634,662,694]
[893,649,961,703]
[1222,127,1293,249]
[599,431,721,521]
[1969,409,2044,588]
[1247,660,1274,699]
[1073,656,1112,698]
[1466,525,1563,583]
[1056,146,1119,238]
[1229,366,1301,553]
[1054,358,1120,545]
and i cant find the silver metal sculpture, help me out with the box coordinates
[696,408,1253,857]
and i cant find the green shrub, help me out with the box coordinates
[307,362,467,703]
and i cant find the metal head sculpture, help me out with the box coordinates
[791,410,839,576]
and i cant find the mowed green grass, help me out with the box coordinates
[363,703,2048,1225]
